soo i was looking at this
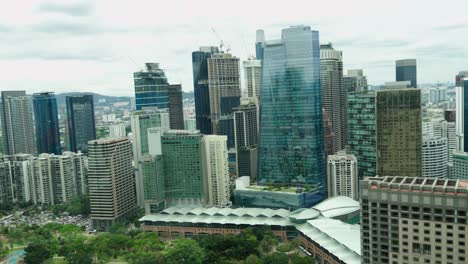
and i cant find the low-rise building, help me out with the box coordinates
[140,196,361,264]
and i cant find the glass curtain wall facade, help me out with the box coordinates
[396,59,417,88]
[347,91,377,178]
[258,26,324,196]
[66,95,96,153]
[162,131,205,206]
[376,89,422,177]
[134,63,169,110]
[192,47,219,134]
[32,92,61,155]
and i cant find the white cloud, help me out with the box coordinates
[0,0,468,96]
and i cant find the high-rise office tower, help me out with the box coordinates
[361,176,468,264]
[167,84,184,129]
[0,91,36,155]
[202,135,230,207]
[450,151,468,179]
[327,150,358,200]
[376,88,422,177]
[162,130,205,206]
[208,53,241,148]
[0,161,13,206]
[456,78,468,151]
[192,46,219,134]
[347,91,377,179]
[32,92,61,155]
[233,100,258,148]
[422,137,448,178]
[322,109,334,161]
[88,138,136,231]
[141,153,166,214]
[243,58,262,99]
[396,59,417,88]
[134,63,169,110]
[233,99,258,180]
[258,26,324,193]
[255,29,265,60]
[343,69,368,93]
[456,71,468,87]
[320,43,346,153]
[131,109,170,207]
[66,95,96,154]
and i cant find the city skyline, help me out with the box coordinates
[0,0,467,96]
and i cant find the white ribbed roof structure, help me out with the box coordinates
[140,196,361,263]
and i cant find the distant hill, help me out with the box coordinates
[56,91,194,108]
[56,92,131,107]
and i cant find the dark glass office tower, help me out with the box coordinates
[255,30,265,60]
[376,88,422,177]
[167,84,184,129]
[134,63,169,110]
[258,26,324,194]
[32,92,61,155]
[66,95,96,153]
[192,46,219,134]
[396,59,417,88]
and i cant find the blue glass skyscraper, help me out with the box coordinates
[255,30,265,60]
[258,26,324,196]
[192,46,219,134]
[66,95,96,153]
[32,92,61,155]
[396,59,417,88]
[134,63,169,110]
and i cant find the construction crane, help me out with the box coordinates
[211,27,230,53]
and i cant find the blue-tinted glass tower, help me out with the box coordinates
[33,92,61,155]
[255,29,265,60]
[396,59,417,88]
[134,63,169,110]
[66,95,96,153]
[258,26,324,196]
[192,46,219,134]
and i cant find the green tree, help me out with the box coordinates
[24,241,52,264]
[126,251,164,264]
[59,236,94,264]
[165,239,204,264]
[132,232,164,252]
[262,252,288,264]
[244,255,263,264]
[289,254,314,264]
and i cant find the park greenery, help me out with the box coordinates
[1,223,314,264]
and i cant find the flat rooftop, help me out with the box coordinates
[364,176,468,196]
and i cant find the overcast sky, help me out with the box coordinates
[1,0,467,96]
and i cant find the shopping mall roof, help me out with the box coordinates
[140,196,361,263]
[296,219,361,264]
[313,196,360,218]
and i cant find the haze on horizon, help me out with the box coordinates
[1,0,467,96]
